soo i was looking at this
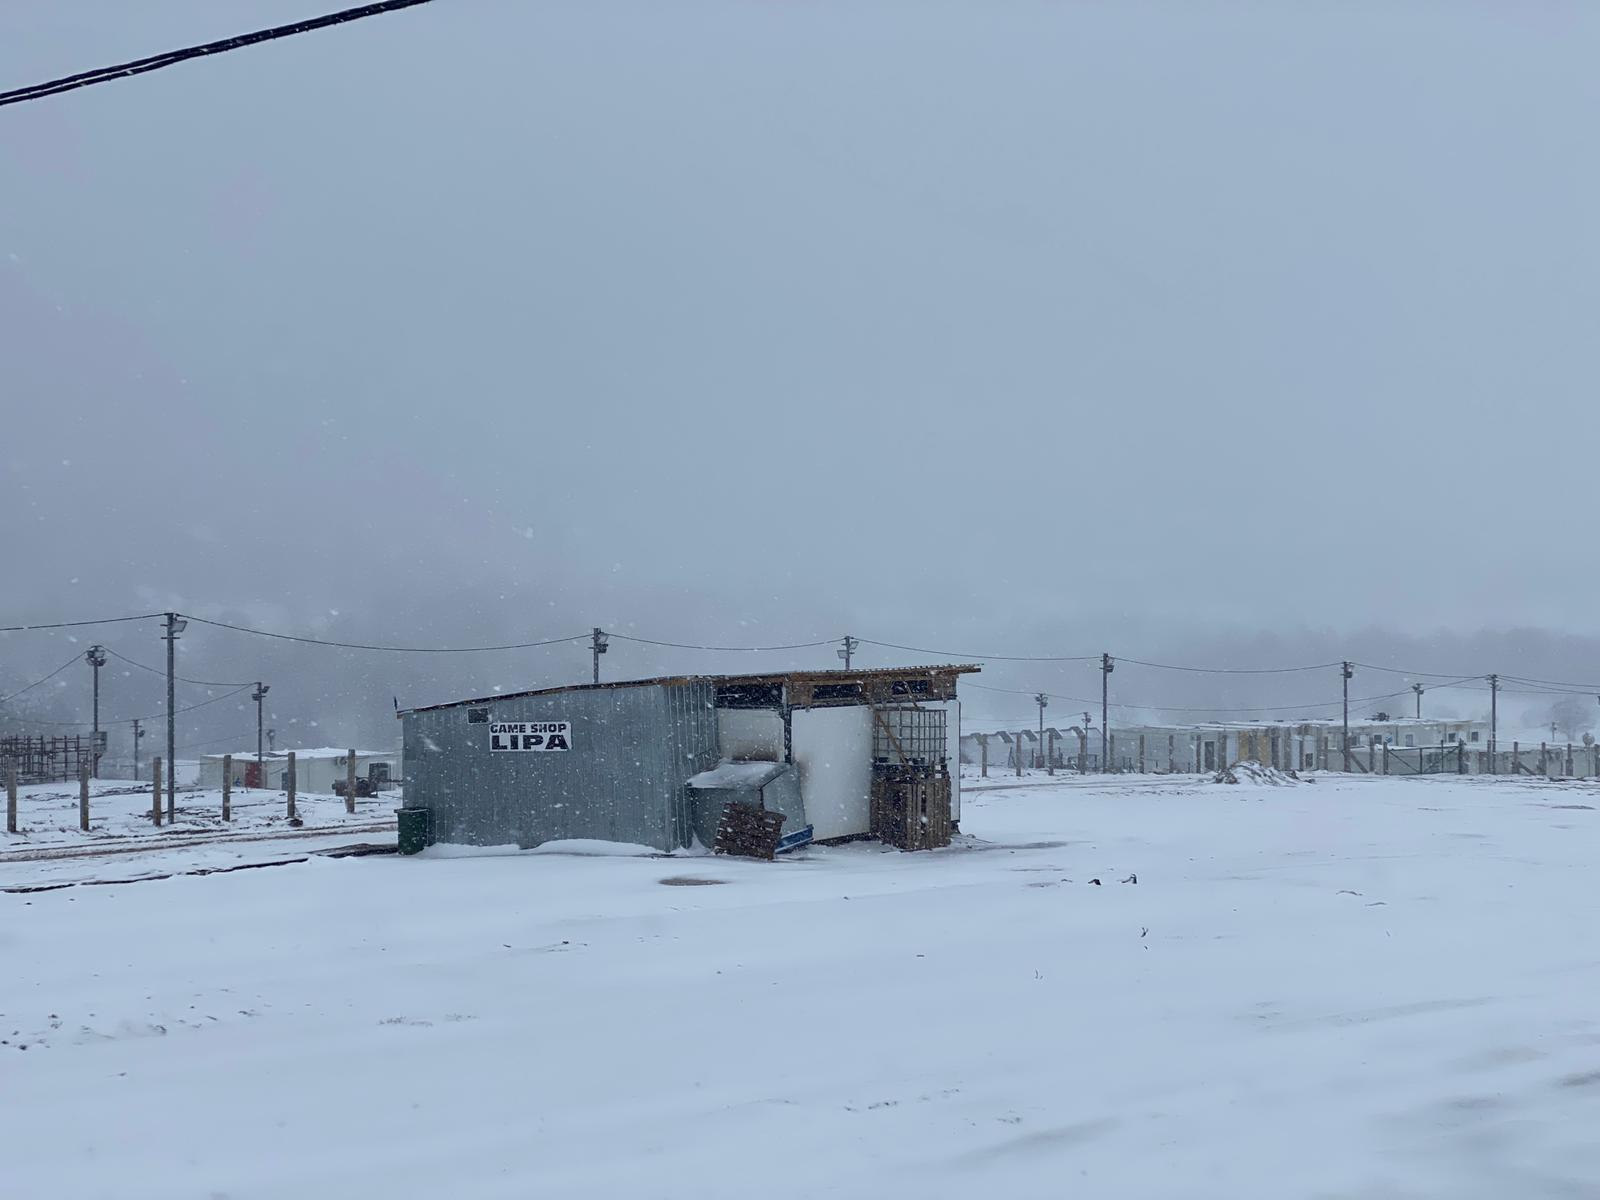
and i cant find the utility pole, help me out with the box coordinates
[1341,661,1353,772]
[251,682,270,782]
[837,635,860,671]
[1413,682,1424,720]
[1035,693,1049,771]
[1101,654,1114,773]
[84,645,107,777]
[591,627,608,685]
[131,718,145,782]
[1488,674,1498,773]
[162,613,186,818]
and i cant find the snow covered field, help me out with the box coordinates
[1,781,397,888]
[6,772,1600,1198]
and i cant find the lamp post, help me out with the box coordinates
[84,645,107,777]
[1035,693,1049,774]
[251,683,270,783]
[837,635,860,671]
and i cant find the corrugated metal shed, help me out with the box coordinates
[403,680,719,852]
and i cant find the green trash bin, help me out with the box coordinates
[396,807,432,855]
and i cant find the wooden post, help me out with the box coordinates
[222,754,232,822]
[1513,741,1520,774]
[978,734,987,778]
[166,754,176,822]
[6,760,16,835]
[346,748,357,815]
[1168,733,1175,774]
[1109,732,1117,773]
[151,758,163,826]
[1138,734,1146,774]
[1540,741,1548,776]
[1015,733,1023,778]
[1383,743,1390,775]
[1566,743,1574,777]
[1368,741,1376,774]
[79,764,90,832]
[286,750,297,820]
[1045,730,1055,776]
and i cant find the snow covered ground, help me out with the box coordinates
[6,772,1600,1197]
[1,780,397,889]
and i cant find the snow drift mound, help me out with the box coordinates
[1212,760,1302,786]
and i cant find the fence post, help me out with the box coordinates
[1168,734,1176,774]
[1368,741,1376,774]
[6,760,16,834]
[1540,742,1548,777]
[1138,734,1146,774]
[346,749,357,814]
[287,750,298,820]
[978,734,987,778]
[151,758,163,826]
[222,754,232,822]
[1512,741,1520,774]
[1383,743,1390,775]
[1566,743,1574,777]
[79,764,90,832]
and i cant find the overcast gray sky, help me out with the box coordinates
[2,2,1598,741]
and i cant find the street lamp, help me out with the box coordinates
[837,635,860,670]
[251,683,270,782]
[1035,693,1050,773]
[84,645,107,777]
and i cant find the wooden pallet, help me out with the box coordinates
[870,765,952,851]
[713,801,787,861]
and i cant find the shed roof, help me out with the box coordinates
[686,760,790,790]
[400,663,980,716]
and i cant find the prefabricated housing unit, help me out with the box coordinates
[399,665,977,853]
[198,748,402,793]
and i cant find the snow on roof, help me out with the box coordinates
[686,760,789,790]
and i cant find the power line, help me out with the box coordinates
[3,684,256,728]
[0,612,164,633]
[181,615,590,654]
[606,633,837,652]
[102,646,253,689]
[0,0,439,110]
[1351,662,1496,681]
[0,653,84,704]
[1500,673,1600,692]
[858,638,1097,663]
[1119,657,1341,675]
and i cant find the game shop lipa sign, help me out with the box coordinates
[489,721,571,752]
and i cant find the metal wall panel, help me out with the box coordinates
[402,681,720,852]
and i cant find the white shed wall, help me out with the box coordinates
[792,707,873,841]
[716,709,784,762]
